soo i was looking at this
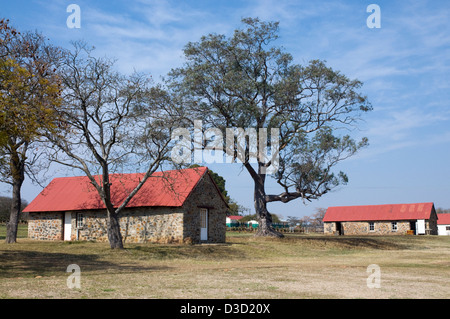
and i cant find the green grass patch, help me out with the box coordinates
[0,223,28,240]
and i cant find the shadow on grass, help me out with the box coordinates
[0,250,169,278]
[130,243,243,260]
[316,237,406,249]
[282,235,411,250]
[229,233,412,250]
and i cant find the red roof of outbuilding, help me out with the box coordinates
[437,213,450,225]
[227,215,243,220]
[23,167,210,213]
[323,202,435,222]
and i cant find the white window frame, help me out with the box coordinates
[391,221,398,232]
[369,222,375,232]
[76,213,84,228]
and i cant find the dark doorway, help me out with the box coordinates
[409,221,416,235]
[336,222,343,235]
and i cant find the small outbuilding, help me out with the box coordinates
[437,213,450,236]
[323,202,438,235]
[23,167,228,244]
[247,220,259,229]
[226,215,243,227]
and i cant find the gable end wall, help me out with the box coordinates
[182,172,227,243]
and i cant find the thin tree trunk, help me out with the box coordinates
[247,163,284,238]
[6,153,25,244]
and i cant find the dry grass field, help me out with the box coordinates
[0,225,449,299]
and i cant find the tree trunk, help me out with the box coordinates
[251,164,284,238]
[100,165,124,249]
[6,149,25,244]
[6,183,22,244]
[106,208,124,249]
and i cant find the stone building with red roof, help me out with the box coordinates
[23,167,228,243]
[323,202,438,235]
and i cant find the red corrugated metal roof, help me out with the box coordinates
[437,213,450,225]
[323,202,435,222]
[23,167,209,213]
[227,215,243,220]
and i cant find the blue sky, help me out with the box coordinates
[1,0,450,218]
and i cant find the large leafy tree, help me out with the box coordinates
[168,18,371,237]
[0,19,62,243]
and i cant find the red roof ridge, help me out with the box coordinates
[328,202,434,209]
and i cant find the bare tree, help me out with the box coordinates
[46,42,181,249]
[311,207,327,228]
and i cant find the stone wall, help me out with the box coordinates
[426,212,438,235]
[28,212,63,240]
[72,210,106,242]
[72,207,184,243]
[121,208,184,243]
[323,222,335,234]
[344,221,410,235]
[325,221,412,235]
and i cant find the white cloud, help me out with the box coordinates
[352,105,450,161]
[367,107,447,140]
[46,1,227,77]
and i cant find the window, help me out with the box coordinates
[369,222,375,231]
[76,213,84,228]
[200,208,208,228]
[391,222,397,232]
[446,226,450,231]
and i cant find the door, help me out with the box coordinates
[200,208,208,241]
[417,219,425,235]
[64,212,72,241]
[335,222,343,235]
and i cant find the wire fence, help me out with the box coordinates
[226,225,324,233]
